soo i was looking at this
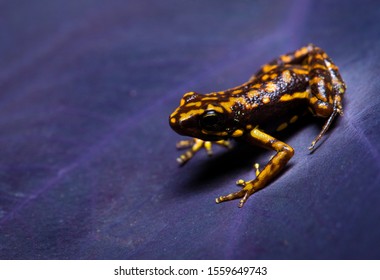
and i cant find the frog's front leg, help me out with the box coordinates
[216,127,294,207]
[176,138,231,165]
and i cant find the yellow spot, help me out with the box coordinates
[186,101,201,107]
[179,109,205,120]
[184,91,195,97]
[232,129,243,137]
[262,74,269,81]
[202,97,218,101]
[232,89,243,94]
[220,101,233,113]
[326,83,332,91]
[170,107,180,118]
[252,83,261,89]
[247,90,259,98]
[235,96,247,106]
[310,76,321,85]
[170,117,176,124]
[265,82,278,92]
[270,73,278,79]
[262,96,271,104]
[180,91,197,106]
[315,53,324,61]
[279,91,309,102]
[206,104,224,113]
[282,70,292,83]
[262,64,277,73]
[246,124,253,130]
[313,64,327,70]
[292,68,309,75]
[289,115,298,124]
[281,55,292,63]
[310,96,318,104]
[276,122,288,131]
[295,47,308,58]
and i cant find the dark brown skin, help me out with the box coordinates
[169,44,346,207]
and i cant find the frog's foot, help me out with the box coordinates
[218,163,261,207]
[308,100,342,151]
[253,163,260,177]
[216,179,257,208]
[176,138,231,165]
[235,163,260,188]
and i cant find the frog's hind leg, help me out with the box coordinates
[216,127,294,208]
[248,44,345,150]
[306,46,346,150]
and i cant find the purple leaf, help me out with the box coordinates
[0,0,379,259]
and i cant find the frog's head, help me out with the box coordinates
[169,91,238,141]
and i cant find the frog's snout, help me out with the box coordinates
[169,113,181,132]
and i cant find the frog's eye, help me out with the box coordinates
[200,110,223,131]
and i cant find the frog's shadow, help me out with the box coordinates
[177,115,333,195]
[177,144,294,197]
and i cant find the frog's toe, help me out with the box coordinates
[236,164,260,188]
[215,139,232,149]
[216,181,257,207]
[216,189,245,205]
[215,190,253,208]
[204,141,213,156]
[238,191,253,208]
[176,151,194,165]
[176,138,205,165]
[176,139,195,149]
[254,163,260,176]
[236,179,246,187]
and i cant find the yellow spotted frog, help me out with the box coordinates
[169,44,346,207]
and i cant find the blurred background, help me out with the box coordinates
[0,0,379,259]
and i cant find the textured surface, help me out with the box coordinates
[1,0,380,259]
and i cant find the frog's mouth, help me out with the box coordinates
[200,129,228,140]
[197,134,225,142]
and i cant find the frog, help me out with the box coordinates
[169,44,346,207]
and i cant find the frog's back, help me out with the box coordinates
[234,65,311,132]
